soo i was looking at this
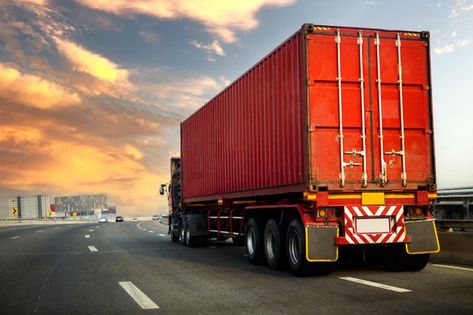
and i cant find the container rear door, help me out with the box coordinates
[307,27,434,191]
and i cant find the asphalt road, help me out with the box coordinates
[0,221,472,315]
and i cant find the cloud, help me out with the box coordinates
[54,37,130,85]
[0,63,81,109]
[125,145,144,160]
[434,44,455,55]
[0,1,236,215]
[139,31,159,44]
[449,0,473,19]
[457,38,471,46]
[74,0,295,43]
[15,0,49,5]
[140,74,228,115]
[191,39,225,57]
[0,125,166,208]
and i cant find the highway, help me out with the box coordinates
[0,222,472,314]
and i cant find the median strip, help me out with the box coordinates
[339,277,411,293]
[88,246,98,252]
[119,281,159,310]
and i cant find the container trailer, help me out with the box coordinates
[160,24,440,276]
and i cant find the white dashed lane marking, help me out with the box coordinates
[36,230,43,233]
[159,234,166,237]
[119,281,159,310]
[148,231,154,233]
[431,264,473,272]
[10,236,21,240]
[339,277,411,293]
[88,246,98,252]
[85,235,90,238]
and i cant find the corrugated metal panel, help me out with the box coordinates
[307,27,434,191]
[182,33,304,200]
[181,24,435,202]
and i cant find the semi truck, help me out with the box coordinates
[160,24,440,276]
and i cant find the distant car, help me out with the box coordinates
[98,217,108,223]
[152,215,160,221]
[115,216,124,222]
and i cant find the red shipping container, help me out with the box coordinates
[181,24,435,202]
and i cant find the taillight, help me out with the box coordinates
[405,206,424,218]
[317,208,338,218]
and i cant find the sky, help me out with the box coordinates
[0,0,472,217]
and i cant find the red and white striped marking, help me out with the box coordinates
[344,205,406,244]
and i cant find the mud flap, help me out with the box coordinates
[305,225,338,262]
[405,220,440,254]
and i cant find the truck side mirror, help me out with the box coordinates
[159,184,166,195]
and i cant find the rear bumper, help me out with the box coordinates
[305,207,440,261]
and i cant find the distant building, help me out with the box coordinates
[54,194,107,216]
[8,195,52,219]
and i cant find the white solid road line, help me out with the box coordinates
[159,234,166,237]
[339,277,411,293]
[85,235,90,238]
[431,264,473,272]
[88,246,98,252]
[119,281,159,310]
[10,236,21,239]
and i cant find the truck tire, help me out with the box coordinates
[246,217,265,265]
[285,219,332,276]
[185,224,198,247]
[286,219,311,276]
[180,223,187,246]
[232,235,245,246]
[264,219,285,270]
[407,254,430,271]
[199,236,208,247]
[383,244,409,271]
[170,220,179,242]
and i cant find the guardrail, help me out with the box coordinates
[436,219,473,231]
[433,186,473,220]
[0,218,86,221]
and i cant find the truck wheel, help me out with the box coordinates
[180,223,187,246]
[286,219,312,276]
[232,235,245,246]
[186,224,198,247]
[170,222,179,242]
[383,244,409,271]
[264,219,285,270]
[408,254,430,271]
[199,236,208,247]
[246,217,265,265]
